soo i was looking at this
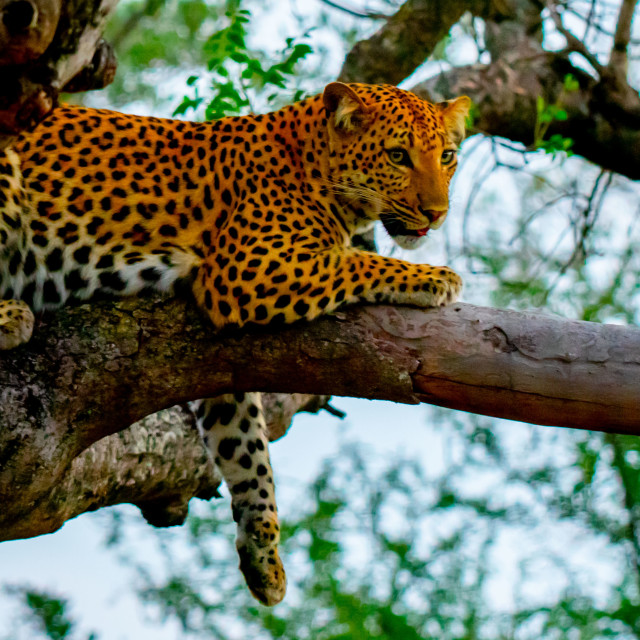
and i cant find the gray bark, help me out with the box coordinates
[0,0,638,545]
[5,395,330,541]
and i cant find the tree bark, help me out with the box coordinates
[1,296,638,540]
[338,0,640,181]
[1,0,639,546]
[338,0,486,86]
[3,394,332,541]
[0,0,118,147]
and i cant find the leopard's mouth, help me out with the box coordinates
[380,214,430,241]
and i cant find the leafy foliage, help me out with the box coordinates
[92,0,316,117]
[96,0,219,109]
[533,74,579,156]
[174,1,312,119]
[1,587,96,640]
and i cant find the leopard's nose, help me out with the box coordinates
[419,206,448,229]
[429,209,448,229]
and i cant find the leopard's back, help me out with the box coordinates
[2,107,218,310]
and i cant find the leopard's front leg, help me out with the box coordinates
[193,392,285,606]
[339,248,463,309]
[194,246,461,328]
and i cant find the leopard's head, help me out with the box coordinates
[323,82,470,249]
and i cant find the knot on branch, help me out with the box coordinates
[0,0,118,146]
[0,0,60,65]
[63,39,117,92]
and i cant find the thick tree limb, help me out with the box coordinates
[1,296,638,540]
[5,393,331,541]
[416,56,640,180]
[337,0,487,85]
[0,0,638,554]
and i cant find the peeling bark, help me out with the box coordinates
[5,394,331,541]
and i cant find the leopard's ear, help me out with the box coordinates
[323,82,373,134]
[437,96,471,146]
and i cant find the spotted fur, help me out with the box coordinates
[0,82,470,605]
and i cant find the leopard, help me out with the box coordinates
[0,82,470,606]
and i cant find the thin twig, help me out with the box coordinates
[546,1,605,75]
[542,169,612,302]
[584,0,599,40]
[319,0,387,20]
[323,403,347,419]
[508,191,580,247]
[564,6,640,44]
[608,0,639,77]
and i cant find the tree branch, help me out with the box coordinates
[415,53,640,178]
[546,1,605,75]
[3,393,332,541]
[1,296,638,540]
[0,0,638,560]
[0,0,119,147]
[608,0,638,77]
[337,0,640,180]
[337,0,488,85]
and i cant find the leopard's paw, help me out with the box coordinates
[438,267,463,305]
[237,512,286,606]
[420,267,462,307]
[0,300,34,350]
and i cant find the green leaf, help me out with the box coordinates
[178,0,208,35]
[563,73,580,92]
[173,95,203,117]
[230,51,250,64]
[3,588,77,640]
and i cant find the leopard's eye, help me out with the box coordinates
[441,149,456,165]
[387,148,412,168]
